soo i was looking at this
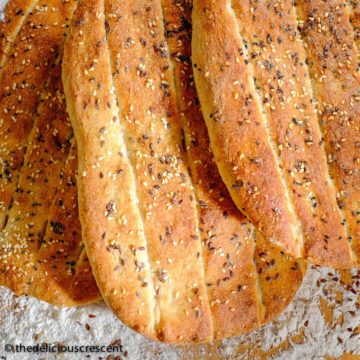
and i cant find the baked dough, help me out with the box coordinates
[297,0,360,263]
[63,0,305,342]
[192,0,359,268]
[163,0,306,338]
[350,1,360,50]
[0,0,100,306]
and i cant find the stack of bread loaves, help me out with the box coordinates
[0,0,358,344]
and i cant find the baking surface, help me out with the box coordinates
[0,0,359,358]
[0,266,359,359]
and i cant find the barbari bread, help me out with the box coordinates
[296,0,360,262]
[63,0,305,343]
[163,0,306,336]
[192,0,359,268]
[0,0,100,305]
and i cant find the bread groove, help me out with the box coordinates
[73,244,86,274]
[251,240,265,321]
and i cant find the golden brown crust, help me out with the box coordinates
[63,0,213,343]
[254,233,306,323]
[231,0,354,267]
[0,0,37,69]
[297,0,360,265]
[163,0,305,339]
[192,0,359,268]
[64,0,305,343]
[192,0,304,259]
[350,1,360,50]
[36,142,100,305]
[0,0,100,306]
[0,0,74,228]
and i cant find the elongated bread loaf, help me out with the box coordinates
[64,0,213,342]
[0,0,100,306]
[63,0,305,342]
[296,0,360,262]
[192,0,359,268]
[162,0,306,338]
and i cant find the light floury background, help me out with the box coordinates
[0,1,359,359]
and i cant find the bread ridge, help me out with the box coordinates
[0,0,75,229]
[63,0,157,338]
[162,0,263,339]
[35,141,100,305]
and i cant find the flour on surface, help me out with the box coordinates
[0,266,359,359]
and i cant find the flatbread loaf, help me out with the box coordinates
[0,0,100,305]
[192,0,360,268]
[63,0,305,342]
